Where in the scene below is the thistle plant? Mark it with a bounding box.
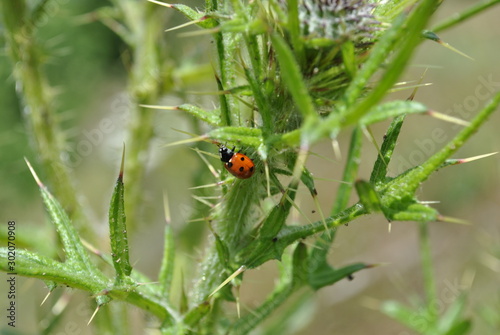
[1,0,499,334]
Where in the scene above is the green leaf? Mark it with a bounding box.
[291,243,308,286]
[0,249,105,291]
[286,0,304,64]
[443,320,472,335]
[158,223,175,299]
[109,149,132,282]
[444,320,472,335]
[382,92,500,207]
[437,294,469,334]
[341,40,356,79]
[370,114,406,183]
[360,100,427,126]
[25,160,96,272]
[308,261,369,290]
[208,126,262,148]
[239,180,299,268]
[334,132,363,198]
[382,300,430,333]
[299,168,317,196]
[270,33,316,119]
[178,104,222,126]
[342,14,407,108]
[184,301,211,327]
[355,180,383,214]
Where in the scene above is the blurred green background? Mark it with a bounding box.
[1,0,499,334]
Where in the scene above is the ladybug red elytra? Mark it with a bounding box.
[219,145,255,179]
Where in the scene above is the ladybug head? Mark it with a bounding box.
[219,145,235,163]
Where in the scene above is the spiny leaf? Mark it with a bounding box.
[158,192,175,299]
[109,147,132,282]
[370,114,406,183]
[308,262,371,290]
[270,33,316,119]
[24,159,96,271]
[141,104,222,127]
[208,126,262,148]
[360,100,427,126]
[0,249,105,291]
[383,92,500,204]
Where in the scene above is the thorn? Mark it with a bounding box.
[264,161,271,198]
[41,290,52,306]
[407,68,428,101]
[189,181,226,190]
[24,158,43,188]
[312,195,329,237]
[456,152,498,164]
[436,40,474,61]
[284,192,313,225]
[163,191,171,225]
[312,176,351,185]
[88,305,100,325]
[140,104,179,110]
[437,215,470,225]
[119,143,125,181]
[331,138,342,161]
[192,195,215,208]
[147,0,173,8]
[193,148,220,178]
[418,200,441,204]
[178,27,220,38]
[362,125,386,170]
[426,110,470,127]
[165,19,204,33]
[81,239,104,258]
[163,135,208,147]
[209,266,246,298]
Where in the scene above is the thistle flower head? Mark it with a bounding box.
[299,0,380,43]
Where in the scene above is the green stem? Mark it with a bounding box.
[431,0,500,33]
[402,91,500,194]
[1,0,91,236]
[418,221,438,324]
[116,2,165,230]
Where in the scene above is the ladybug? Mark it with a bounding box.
[219,145,255,179]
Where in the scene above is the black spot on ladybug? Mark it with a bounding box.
[240,157,245,161]
[239,166,244,172]
[227,162,233,168]
[249,166,254,172]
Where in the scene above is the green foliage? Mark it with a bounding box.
[1,0,499,334]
